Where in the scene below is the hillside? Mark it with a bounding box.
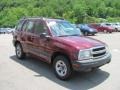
[0,0,120,27]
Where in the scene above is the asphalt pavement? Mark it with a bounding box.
[0,33,120,90]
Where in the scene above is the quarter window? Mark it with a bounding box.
[16,20,24,31]
[22,21,27,31]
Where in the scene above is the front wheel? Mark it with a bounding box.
[15,43,26,59]
[103,30,107,33]
[109,31,112,33]
[91,67,99,72]
[53,55,72,80]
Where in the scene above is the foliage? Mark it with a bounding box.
[0,0,120,27]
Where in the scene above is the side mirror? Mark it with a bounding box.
[40,33,47,38]
[40,33,50,40]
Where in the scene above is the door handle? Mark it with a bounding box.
[31,36,35,40]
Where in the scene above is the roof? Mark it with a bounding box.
[20,17,65,21]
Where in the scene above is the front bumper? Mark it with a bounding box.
[88,31,98,34]
[72,53,111,71]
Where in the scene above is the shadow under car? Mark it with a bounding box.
[10,55,110,90]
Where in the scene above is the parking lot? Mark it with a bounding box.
[0,33,120,90]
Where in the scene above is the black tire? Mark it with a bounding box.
[103,30,107,33]
[109,31,112,33]
[91,67,99,72]
[15,43,26,59]
[84,32,88,36]
[92,33,95,36]
[115,28,118,32]
[53,55,73,80]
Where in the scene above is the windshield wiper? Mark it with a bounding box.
[58,34,80,37]
[70,34,80,36]
[58,35,70,37]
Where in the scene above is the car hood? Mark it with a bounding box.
[56,36,105,50]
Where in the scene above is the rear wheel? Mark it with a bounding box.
[103,30,107,33]
[84,32,88,36]
[115,28,118,32]
[92,33,95,36]
[15,43,26,59]
[53,55,72,80]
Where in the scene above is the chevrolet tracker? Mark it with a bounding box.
[13,17,111,80]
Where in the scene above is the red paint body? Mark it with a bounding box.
[13,18,111,71]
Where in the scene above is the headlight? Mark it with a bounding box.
[78,49,91,60]
[89,29,93,31]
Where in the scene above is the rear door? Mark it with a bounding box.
[23,20,35,53]
[15,20,27,51]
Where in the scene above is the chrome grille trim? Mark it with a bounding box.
[91,46,106,58]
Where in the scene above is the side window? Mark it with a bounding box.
[16,20,24,31]
[26,21,34,33]
[22,21,28,31]
[34,21,47,34]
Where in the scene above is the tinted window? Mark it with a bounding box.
[34,21,46,34]
[26,21,34,32]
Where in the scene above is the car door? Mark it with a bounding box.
[15,20,27,52]
[31,20,51,62]
[23,20,35,54]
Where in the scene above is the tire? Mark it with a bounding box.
[103,30,107,33]
[109,31,112,33]
[115,28,118,32]
[92,33,95,36]
[53,55,72,80]
[91,67,99,72]
[84,32,88,36]
[15,43,26,59]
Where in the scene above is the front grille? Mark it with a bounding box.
[91,46,106,58]
[92,47,105,51]
[93,52,106,57]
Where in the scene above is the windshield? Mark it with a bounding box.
[47,20,82,37]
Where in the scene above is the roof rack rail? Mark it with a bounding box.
[20,17,65,20]
[21,16,44,19]
[52,18,65,20]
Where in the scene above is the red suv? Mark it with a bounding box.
[13,17,111,80]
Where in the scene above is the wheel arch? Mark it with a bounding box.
[14,40,21,47]
[51,51,72,66]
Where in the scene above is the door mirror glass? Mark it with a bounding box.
[40,33,50,39]
[40,33,46,38]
